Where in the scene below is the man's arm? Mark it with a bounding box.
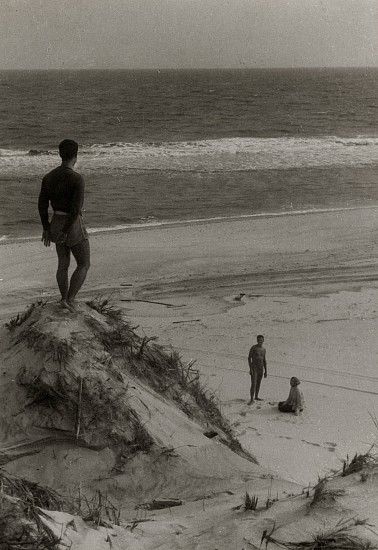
[248,348,253,369]
[38,179,51,246]
[61,176,85,234]
[38,179,50,231]
[263,350,267,377]
[294,390,304,415]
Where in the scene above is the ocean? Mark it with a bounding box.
[1,68,378,240]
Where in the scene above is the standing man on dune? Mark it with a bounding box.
[248,334,267,404]
[38,139,90,312]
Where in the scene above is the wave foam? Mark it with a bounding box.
[1,135,378,176]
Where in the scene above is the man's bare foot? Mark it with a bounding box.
[67,300,78,312]
[247,400,254,405]
[59,299,75,313]
[255,397,264,401]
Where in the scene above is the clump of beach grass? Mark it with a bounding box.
[86,295,124,324]
[78,490,121,528]
[0,470,123,547]
[19,324,75,365]
[0,469,72,514]
[310,476,345,507]
[260,517,377,549]
[0,469,73,549]
[342,450,376,477]
[244,491,258,511]
[5,301,46,331]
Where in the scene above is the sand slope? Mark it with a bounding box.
[0,302,291,509]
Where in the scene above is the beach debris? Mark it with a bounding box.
[120,298,186,308]
[204,429,219,439]
[234,293,245,301]
[75,377,83,440]
[137,498,183,511]
[316,318,350,323]
[195,490,234,502]
[172,319,201,324]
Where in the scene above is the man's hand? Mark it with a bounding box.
[56,231,68,244]
[41,230,51,247]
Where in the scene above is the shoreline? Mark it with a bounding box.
[2,203,378,246]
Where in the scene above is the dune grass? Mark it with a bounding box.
[310,477,345,507]
[19,324,75,365]
[5,301,46,331]
[342,452,375,477]
[244,491,258,511]
[0,469,124,547]
[0,469,73,549]
[261,517,376,549]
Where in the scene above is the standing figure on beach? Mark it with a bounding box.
[248,335,267,404]
[38,139,90,312]
[278,377,304,416]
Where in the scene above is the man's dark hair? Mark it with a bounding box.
[257,334,264,340]
[59,139,78,161]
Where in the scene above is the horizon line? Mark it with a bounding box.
[0,65,378,72]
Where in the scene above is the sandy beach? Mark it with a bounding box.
[2,207,378,489]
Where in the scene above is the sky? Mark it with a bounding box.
[1,0,377,69]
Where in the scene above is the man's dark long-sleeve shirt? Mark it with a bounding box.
[38,166,85,234]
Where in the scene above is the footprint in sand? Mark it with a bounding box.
[247,427,261,436]
[324,441,337,452]
[301,439,321,448]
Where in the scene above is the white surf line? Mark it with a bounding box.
[193,362,378,397]
[6,204,378,244]
[176,346,378,384]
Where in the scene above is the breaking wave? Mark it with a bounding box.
[0,135,378,177]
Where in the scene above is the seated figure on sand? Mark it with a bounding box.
[278,377,304,416]
[38,139,90,312]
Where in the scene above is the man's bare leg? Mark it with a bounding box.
[56,244,71,310]
[248,372,255,405]
[255,371,264,400]
[66,240,90,308]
